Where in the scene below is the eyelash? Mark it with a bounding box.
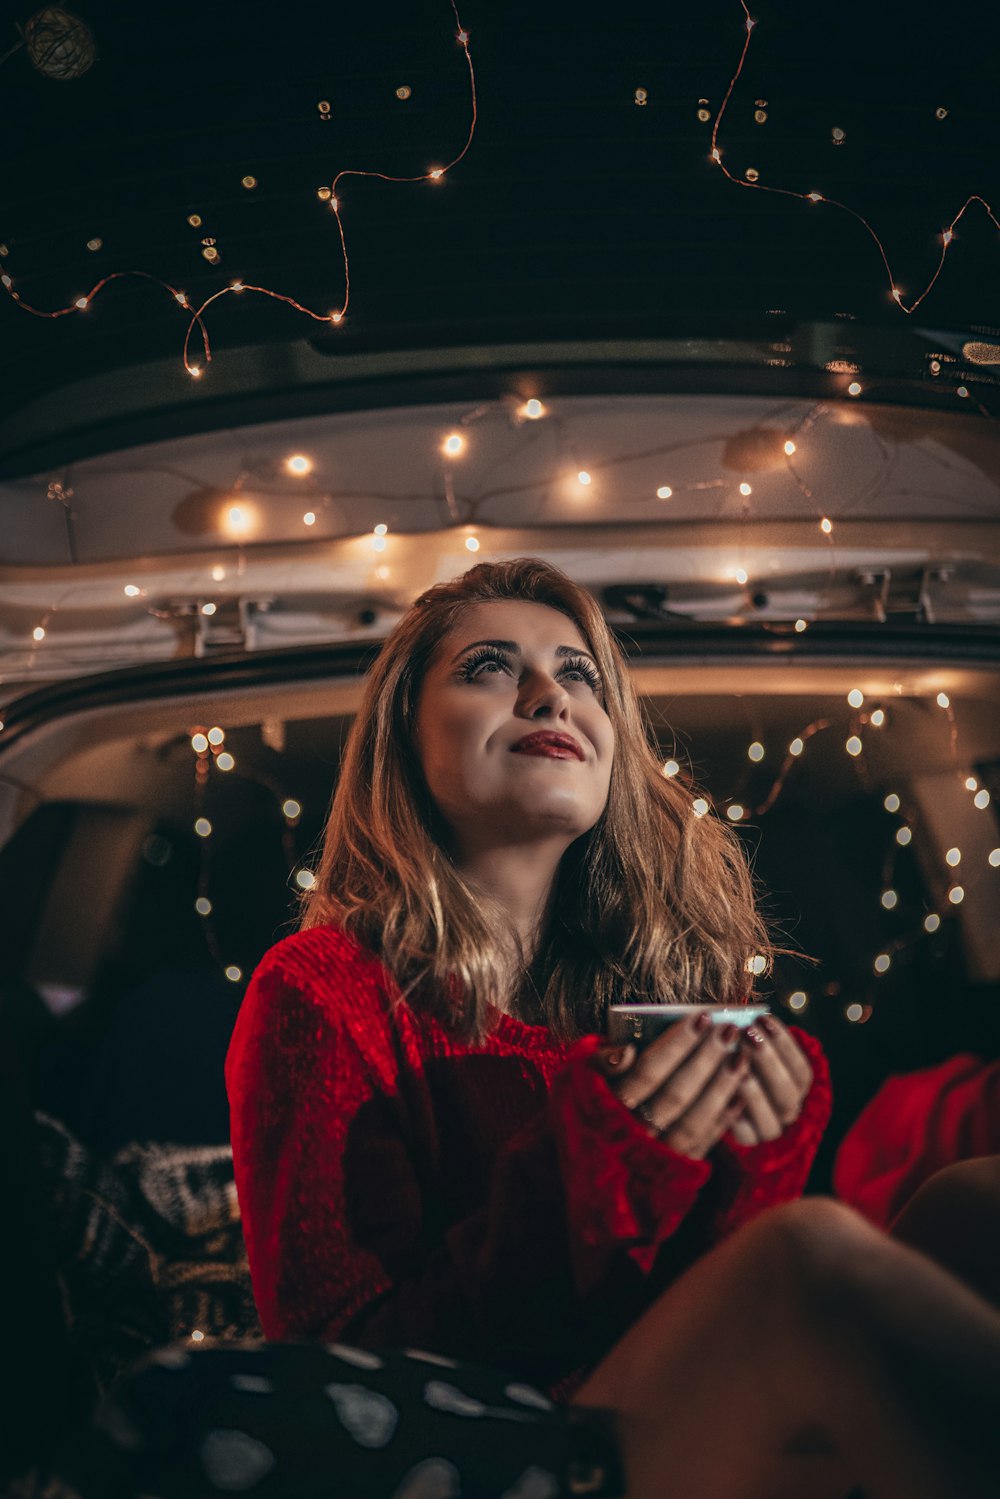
[458,645,603,692]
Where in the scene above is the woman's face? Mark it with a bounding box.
[414,599,615,859]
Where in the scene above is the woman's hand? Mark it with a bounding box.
[599,1013,752,1160]
[727,1014,814,1146]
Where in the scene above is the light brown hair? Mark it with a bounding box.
[300,557,774,1040]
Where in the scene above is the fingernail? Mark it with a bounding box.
[694,1012,712,1033]
[760,1015,777,1035]
[745,1026,764,1047]
[603,1049,624,1068]
[721,1023,738,1044]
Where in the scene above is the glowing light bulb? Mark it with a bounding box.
[207,727,224,746]
[175,291,188,306]
[124,584,141,597]
[692,798,709,818]
[577,470,592,485]
[465,536,480,552]
[656,485,673,500]
[212,565,226,582]
[873,954,891,974]
[881,890,898,910]
[846,1002,865,1021]
[195,817,212,838]
[303,512,316,526]
[746,954,767,975]
[191,1329,206,1342]
[224,505,250,536]
[32,626,45,641]
[189,365,202,379]
[74,296,88,310]
[847,688,864,707]
[957,386,969,399]
[884,793,900,813]
[442,433,465,457]
[974,789,991,809]
[734,569,748,586]
[846,736,863,757]
[295,868,316,890]
[989,849,1000,867]
[191,733,209,753]
[739,482,752,496]
[195,897,212,916]
[783,439,796,455]
[847,382,862,397]
[201,602,217,616]
[794,619,807,632]
[870,708,885,727]
[230,280,245,294]
[948,885,964,904]
[937,692,950,709]
[789,738,804,756]
[429,168,444,179]
[727,804,745,820]
[711,147,721,162]
[807,191,823,203]
[522,399,545,419]
[788,991,808,1011]
[748,742,765,762]
[225,966,242,983]
[282,799,302,821]
[285,454,312,476]
[662,759,680,778]
[820,517,833,534]
[374,523,388,535]
[891,288,903,304]
[943,229,953,244]
[965,776,979,791]
[896,826,912,846]
[924,913,941,932]
[217,752,235,772]
[945,847,961,866]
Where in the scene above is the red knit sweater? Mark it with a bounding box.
[226,926,832,1386]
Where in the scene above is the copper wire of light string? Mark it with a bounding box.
[183,7,476,376]
[0,2,475,376]
[714,3,1000,315]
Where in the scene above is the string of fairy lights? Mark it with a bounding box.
[5,386,998,677]
[1,2,997,374]
[176,671,1000,1024]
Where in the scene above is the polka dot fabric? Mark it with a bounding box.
[82,1341,625,1499]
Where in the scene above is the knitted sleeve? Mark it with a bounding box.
[225,936,711,1371]
[709,1027,833,1239]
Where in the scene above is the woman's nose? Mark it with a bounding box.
[517,673,570,717]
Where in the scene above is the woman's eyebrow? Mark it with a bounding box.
[450,638,599,667]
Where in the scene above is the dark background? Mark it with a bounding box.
[2,0,999,409]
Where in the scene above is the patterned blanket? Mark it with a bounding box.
[35,1113,261,1389]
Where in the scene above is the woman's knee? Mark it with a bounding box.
[904,1155,1000,1210]
[746,1197,888,1310]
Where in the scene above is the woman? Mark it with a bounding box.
[226,557,1000,1496]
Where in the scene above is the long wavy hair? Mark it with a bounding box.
[300,557,775,1041]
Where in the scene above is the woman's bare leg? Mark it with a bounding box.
[889,1155,1000,1307]
[573,1197,1000,1499]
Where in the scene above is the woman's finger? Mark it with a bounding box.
[740,1026,806,1126]
[611,1013,714,1110]
[735,1068,783,1141]
[659,1052,750,1159]
[759,1014,814,1092]
[618,1023,737,1126]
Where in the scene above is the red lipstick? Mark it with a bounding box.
[511,731,584,760]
